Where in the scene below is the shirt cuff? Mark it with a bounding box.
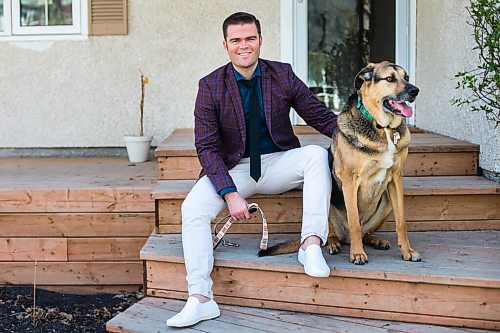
[218,187,237,200]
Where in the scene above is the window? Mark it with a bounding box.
[281,0,416,124]
[1,0,85,39]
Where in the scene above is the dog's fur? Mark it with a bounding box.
[259,61,421,265]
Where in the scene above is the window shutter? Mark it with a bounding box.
[88,0,128,35]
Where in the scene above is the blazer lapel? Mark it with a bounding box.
[260,60,272,129]
[225,66,247,146]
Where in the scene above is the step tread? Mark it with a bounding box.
[155,129,479,157]
[141,231,500,288]
[106,296,485,333]
[151,176,500,199]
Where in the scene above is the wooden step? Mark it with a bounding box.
[0,157,157,290]
[152,177,500,234]
[106,296,491,333]
[140,231,500,330]
[155,128,479,180]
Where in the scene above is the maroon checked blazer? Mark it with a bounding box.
[194,58,337,193]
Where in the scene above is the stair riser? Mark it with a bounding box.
[145,261,500,330]
[156,194,500,233]
[157,152,478,180]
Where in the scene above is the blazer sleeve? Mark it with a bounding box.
[287,65,337,138]
[194,78,236,193]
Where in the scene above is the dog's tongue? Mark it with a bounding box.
[389,100,413,117]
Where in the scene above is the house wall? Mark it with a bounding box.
[415,0,499,175]
[0,0,280,148]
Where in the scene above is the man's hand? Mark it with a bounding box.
[224,192,250,221]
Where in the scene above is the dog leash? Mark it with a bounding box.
[212,203,268,250]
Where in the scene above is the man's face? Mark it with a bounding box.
[223,23,262,75]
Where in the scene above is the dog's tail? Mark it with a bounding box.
[257,239,301,257]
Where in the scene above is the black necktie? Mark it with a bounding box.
[246,78,261,182]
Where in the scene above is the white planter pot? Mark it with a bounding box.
[123,135,152,162]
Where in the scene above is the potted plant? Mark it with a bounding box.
[124,71,153,162]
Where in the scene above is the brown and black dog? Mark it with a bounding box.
[259,61,422,265]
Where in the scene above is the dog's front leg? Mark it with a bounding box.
[341,175,368,264]
[387,173,421,262]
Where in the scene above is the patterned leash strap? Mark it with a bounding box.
[212,203,268,250]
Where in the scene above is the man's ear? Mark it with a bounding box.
[223,40,228,51]
[354,64,374,90]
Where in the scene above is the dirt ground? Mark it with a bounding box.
[0,286,141,333]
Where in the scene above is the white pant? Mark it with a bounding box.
[181,145,332,298]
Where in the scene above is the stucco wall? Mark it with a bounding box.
[415,0,499,174]
[0,0,280,148]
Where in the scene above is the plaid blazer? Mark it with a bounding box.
[194,58,337,193]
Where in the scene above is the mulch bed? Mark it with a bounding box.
[0,286,141,333]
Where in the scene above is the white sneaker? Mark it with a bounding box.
[298,244,330,277]
[166,296,220,327]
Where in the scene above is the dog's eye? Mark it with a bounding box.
[385,77,394,82]
[404,75,409,81]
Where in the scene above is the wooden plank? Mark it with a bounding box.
[158,197,303,225]
[0,261,143,285]
[152,177,499,200]
[155,130,479,180]
[157,156,199,180]
[157,219,500,234]
[0,187,154,213]
[141,233,500,287]
[146,262,500,324]
[158,222,302,234]
[379,219,500,232]
[0,238,67,261]
[148,289,499,330]
[404,152,477,176]
[68,237,148,261]
[157,152,479,180]
[0,157,157,187]
[155,130,478,158]
[109,297,432,333]
[0,213,154,237]
[157,194,499,229]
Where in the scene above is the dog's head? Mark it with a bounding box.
[354,61,419,128]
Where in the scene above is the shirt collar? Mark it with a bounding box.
[233,63,261,82]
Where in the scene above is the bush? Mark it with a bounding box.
[452,0,499,127]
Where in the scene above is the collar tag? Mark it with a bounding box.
[393,131,400,145]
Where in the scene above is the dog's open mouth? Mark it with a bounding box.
[383,99,414,118]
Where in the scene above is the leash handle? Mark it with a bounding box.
[212,203,268,250]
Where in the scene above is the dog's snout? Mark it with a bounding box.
[406,85,419,97]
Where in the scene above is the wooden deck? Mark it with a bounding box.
[107,297,494,333]
[155,128,480,179]
[0,157,157,291]
[152,178,500,234]
[141,232,500,330]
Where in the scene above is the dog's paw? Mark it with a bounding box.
[350,251,368,265]
[327,241,341,255]
[402,248,421,262]
[373,239,391,250]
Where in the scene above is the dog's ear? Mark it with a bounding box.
[354,64,374,90]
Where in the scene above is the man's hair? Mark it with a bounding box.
[222,12,261,40]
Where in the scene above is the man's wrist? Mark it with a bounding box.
[218,187,237,200]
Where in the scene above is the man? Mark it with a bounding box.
[167,12,337,327]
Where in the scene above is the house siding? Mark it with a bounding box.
[415,0,499,175]
[0,0,280,148]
